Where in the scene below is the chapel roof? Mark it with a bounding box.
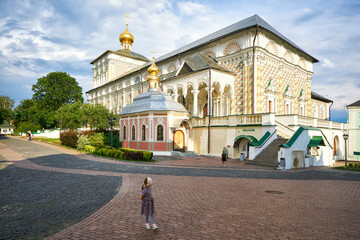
[119,90,188,115]
[311,91,333,103]
[346,100,360,107]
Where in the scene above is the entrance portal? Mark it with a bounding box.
[173,130,185,151]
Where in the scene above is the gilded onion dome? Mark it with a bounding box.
[119,26,134,45]
[147,56,160,90]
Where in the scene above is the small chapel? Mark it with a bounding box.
[119,53,190,153]
[87,14,347,168]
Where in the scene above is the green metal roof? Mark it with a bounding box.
[280,126,321,148]
[233,135,258,147]
[307,136,326,147]
[250,131,270,146]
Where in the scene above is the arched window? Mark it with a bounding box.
[142,125,146,141]
[123,126,126,140]
[157,125,164,141]
[131,125,136,141]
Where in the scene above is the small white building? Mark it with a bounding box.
[0,120,14,135]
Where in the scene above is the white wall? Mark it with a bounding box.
[280,129,334,170]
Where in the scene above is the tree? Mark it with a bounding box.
[56,101,84,131]
[32,72,83,111]
[82,103,114,130]
[0,95,15,124]
[0,96,14,109]
[30,72,83,128]
[13,99,37,128]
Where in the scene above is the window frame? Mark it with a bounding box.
[131,125,136,141]
[142,125,146,141]
[156,124,164,141]
[123,125,126,140]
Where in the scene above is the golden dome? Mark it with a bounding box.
[148,58,159,75]
[119,26,134,45]
[147,57,160,90]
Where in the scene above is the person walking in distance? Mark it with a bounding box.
[222,148,227,166]
[141,177,158,230]
[27,131,32,141]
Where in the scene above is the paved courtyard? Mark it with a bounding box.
[0,136,359,239]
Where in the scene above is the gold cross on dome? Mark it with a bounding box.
[124,13,131,25]
[151,49,156,59]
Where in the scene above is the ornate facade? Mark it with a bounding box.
[87,15,345,168]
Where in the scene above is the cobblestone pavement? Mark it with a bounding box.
[1,136,360,239]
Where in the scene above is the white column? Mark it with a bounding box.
[226,98,230,116]
[220,98,224,116]
[214,99,217,117]
[205,87,214,116]
[130,88,134,103]
[173,93,179,102]
[192,90,199,117]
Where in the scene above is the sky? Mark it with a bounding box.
[0,0,359,123]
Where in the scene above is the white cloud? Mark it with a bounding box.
[321,58,335,68]
[312,81,360,111]
[0,0,359,122]
[177,1,209,16]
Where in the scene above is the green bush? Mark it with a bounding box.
[89,133,104,147]
[105,149,110,157]
[119,151,125,160]
[84,145,97,153]
[87,146,152,161]
[60,131,79,148]
[349,163,353,168]
[104,132,121,148]
[143,151,153,161]
[77,135,90,150]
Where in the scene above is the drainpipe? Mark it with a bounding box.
[252,25,259,114]
[138,70,143,93]
[208,68,211,154]
[329,102,333,121]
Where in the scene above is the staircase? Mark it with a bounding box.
[247,136,289,167]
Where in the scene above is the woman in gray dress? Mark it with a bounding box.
[141,177,158,230]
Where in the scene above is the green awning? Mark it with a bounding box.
[233,135,258,147]
[307,136,326,147]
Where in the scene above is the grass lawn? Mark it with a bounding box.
[33,137,61,145]
[333,165,360,171]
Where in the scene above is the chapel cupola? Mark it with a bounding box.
[119,13,134,51]
[147,50,160,91]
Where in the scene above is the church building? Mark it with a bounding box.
[86,14,346,169]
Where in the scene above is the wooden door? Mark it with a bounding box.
[173,130,184,151]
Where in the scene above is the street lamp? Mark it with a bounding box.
[343,133,349,166]
[108,117,116,149]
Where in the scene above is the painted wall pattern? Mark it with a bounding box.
[224,60,244,114]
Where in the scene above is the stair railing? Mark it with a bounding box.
[249,131,278,160]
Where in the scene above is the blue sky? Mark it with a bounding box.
[0,0,359,122]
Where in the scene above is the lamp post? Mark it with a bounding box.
[108,117,116,149]
[343,133,349,166]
